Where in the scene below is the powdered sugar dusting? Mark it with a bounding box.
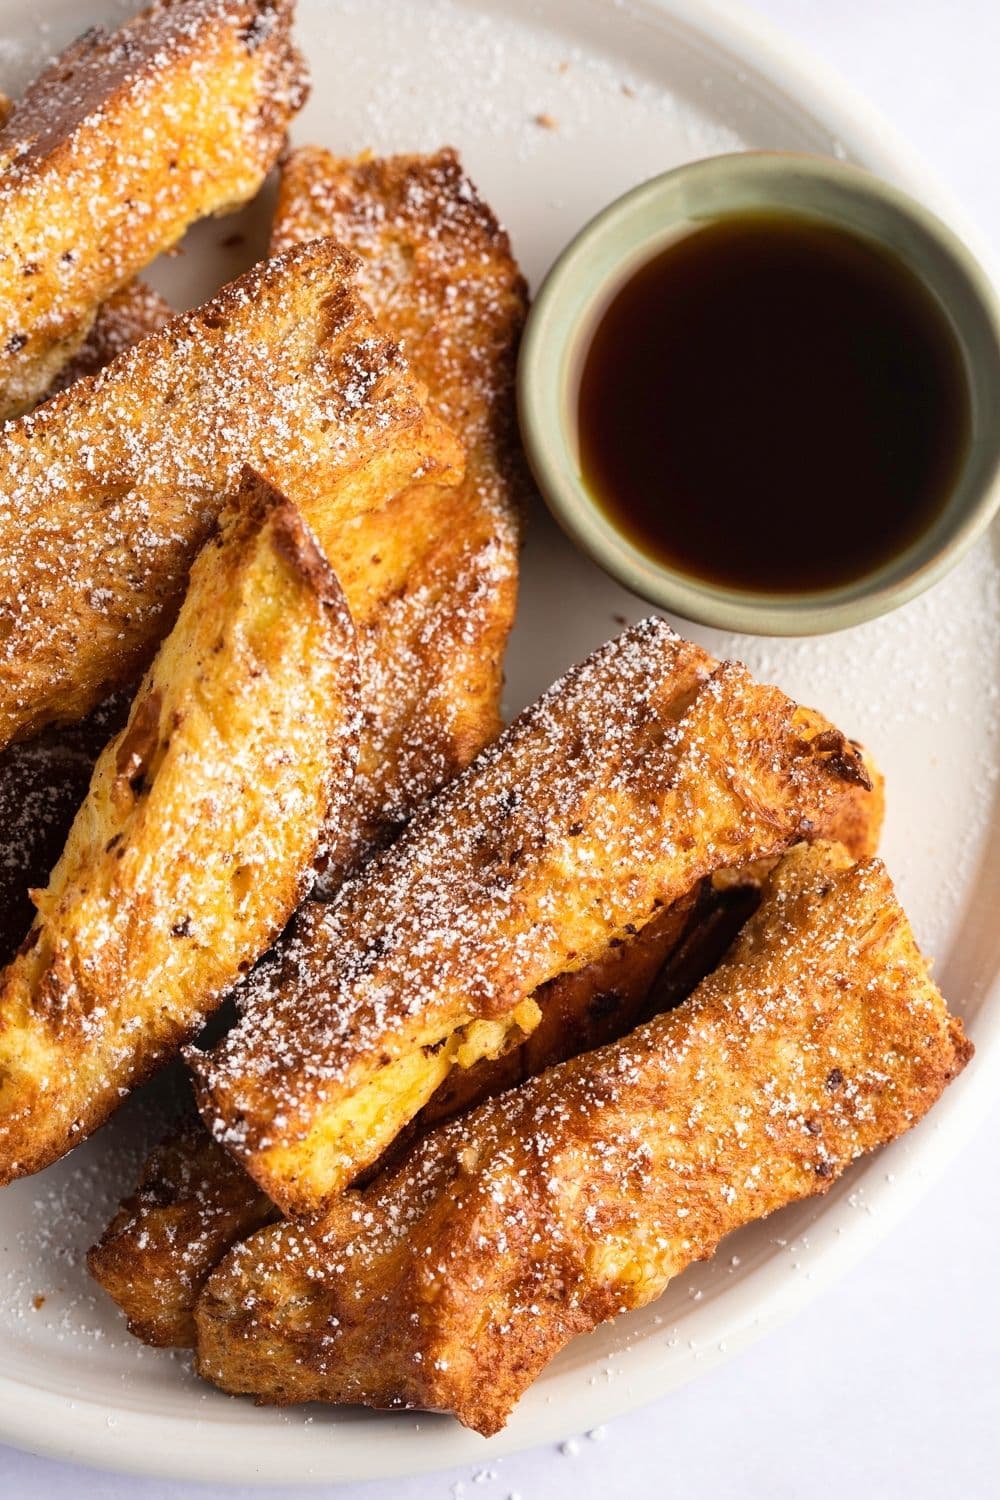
[299,0,744,169]
[195,846,967,1430]
[270,147,526,891]
[0,0,996,1469]
[0,236,432,744]
[0,0,306,415]
[194,623,876,1205]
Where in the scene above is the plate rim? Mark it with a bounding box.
[0,0,996,1483]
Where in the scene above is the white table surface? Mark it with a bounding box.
[3,1,998,1495]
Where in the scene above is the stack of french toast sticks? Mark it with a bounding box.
[0,0,972,1437]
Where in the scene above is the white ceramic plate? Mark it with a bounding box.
[1,0,997,1484]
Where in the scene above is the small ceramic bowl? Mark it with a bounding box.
[517,152,1000,635]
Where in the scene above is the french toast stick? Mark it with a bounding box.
[194,843,971,1432]
[272,147,527,883]
[0,237,461,749]
[189,619,877,1218]
[0,0,306,417]
[0,470,359,1183]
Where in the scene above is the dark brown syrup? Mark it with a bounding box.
[577,212,971,594]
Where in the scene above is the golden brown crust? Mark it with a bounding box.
[272,147,528,884]
[791,709,884,858]
[0,0,307,416]
[316,486,516,887]
[88,1114,277,1347]
[0,236,461,749]
[0,469,359,1183]
[272,146,528,477]
[189,620,877,1217]
[194,843,971,1433]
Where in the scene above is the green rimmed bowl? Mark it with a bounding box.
[517,152,1000,635]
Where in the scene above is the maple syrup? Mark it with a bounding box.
[577,213,971,594]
